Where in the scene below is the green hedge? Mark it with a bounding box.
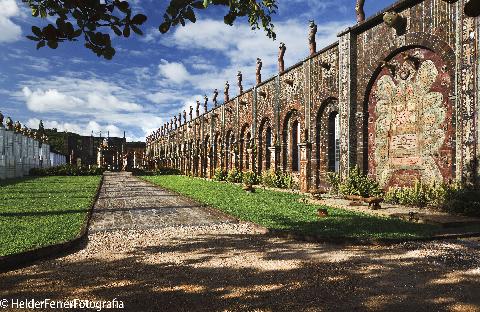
[30,164,105,176]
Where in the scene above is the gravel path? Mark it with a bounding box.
[1,173,479,312]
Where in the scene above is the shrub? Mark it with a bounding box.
[339,166,382,198]
[326,172,340,194]
[213,168,227,181]
[132,168,181,176]
[227,168,243,183]
[242,170,259,186]
[30,164,106,176]
[260,169,296,189]
[384,181,459,208]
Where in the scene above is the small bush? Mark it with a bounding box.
[138,168,181,176]
[213,168,227,181]
[242,170,259,186]
[339,166,382,198]
[227,168,243,183]
[260,169,296,189]
[326,172,340,194]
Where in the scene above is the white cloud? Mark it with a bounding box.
[21,78,143,114]
[0,0,22,43]
[157,60,190,84]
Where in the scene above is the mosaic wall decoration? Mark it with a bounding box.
[368,48,454,187]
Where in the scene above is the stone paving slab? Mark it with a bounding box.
[89,172,234,232]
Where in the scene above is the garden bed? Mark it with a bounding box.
[142,175,445,241]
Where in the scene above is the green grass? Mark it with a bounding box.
[0,176,101,256]
[143,175,441,240]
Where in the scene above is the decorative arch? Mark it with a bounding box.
[365,46,455,187]
[240,123,251,171]
[315,97,339,187]
[258,117,273,173]
[282,109,301,172]
[225,129,235,171]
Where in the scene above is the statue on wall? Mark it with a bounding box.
[160,125,164,136]
[38,120,45,132]
[213,89,218,107]
[204,94,208,113]
[173,115,177,129]
[196,100,200,117]
[256,58,262,85]
[189,106,193,121]
[6,117,13,130]
[178,113,182,126]
[183,110,187,124]
[224,81,230,103]
[278,42,286,73]
[237,71,243,94]
[309,20,317,55]
[14,121,21,132]
[356,0,365,22]
[0,111,4,128]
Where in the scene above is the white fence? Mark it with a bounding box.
[0,127,66,180]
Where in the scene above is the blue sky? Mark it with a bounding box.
[0,0,395,142]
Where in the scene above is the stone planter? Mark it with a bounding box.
[383,11,401,28]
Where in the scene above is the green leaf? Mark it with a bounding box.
[36,40,46,49]
[123,25,130,37]
[32,26,42,37]
[131,13,147,25]
[47,40,58,49]
[111,25,122,36]
[183,7,196,23]
[159,21,170,33]
[131,25,143,35]
[26,35,40,41]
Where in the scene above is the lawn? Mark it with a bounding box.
[143,175,441,240]
[0,176,101,256]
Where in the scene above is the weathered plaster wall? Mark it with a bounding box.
[147,0,479,191]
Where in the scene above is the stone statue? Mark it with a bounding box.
[14,121,21,132]
[237,71,243,94]
[189,106,193,121]
[309,20,317,55]
[213,89,218,107]
[183,110,187,124]
[6,117,13,130]
[196,100,200,117]
[224,81,230,103]
[170,119,174,130]
[161,125,164,136]
[0,111,4,128]
[178,113,182,126]
[204,95,208,113]
[174,115,177,128]
[278,42,286,73]
[39,120,45,132]
[256,58,263,85]
[356,0,366,22]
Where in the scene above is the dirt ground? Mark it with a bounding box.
[1,223,479,312]
[2,173,479,312]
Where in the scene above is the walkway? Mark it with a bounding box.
[90,172,232,232]
[0,173,479,312]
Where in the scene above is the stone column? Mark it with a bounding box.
[13,132,22,177]
[298,143,312,192]
[268,146,280,171]
[338,32,356,179]
[4,129,14,179]
[0,127,5,180]
[33,139,39,169]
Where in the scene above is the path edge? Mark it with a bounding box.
[139,176,480,246]
[0,175,105,273]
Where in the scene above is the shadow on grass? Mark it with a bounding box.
[1,232,479,312]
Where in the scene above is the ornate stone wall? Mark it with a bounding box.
[147,0,479,191]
